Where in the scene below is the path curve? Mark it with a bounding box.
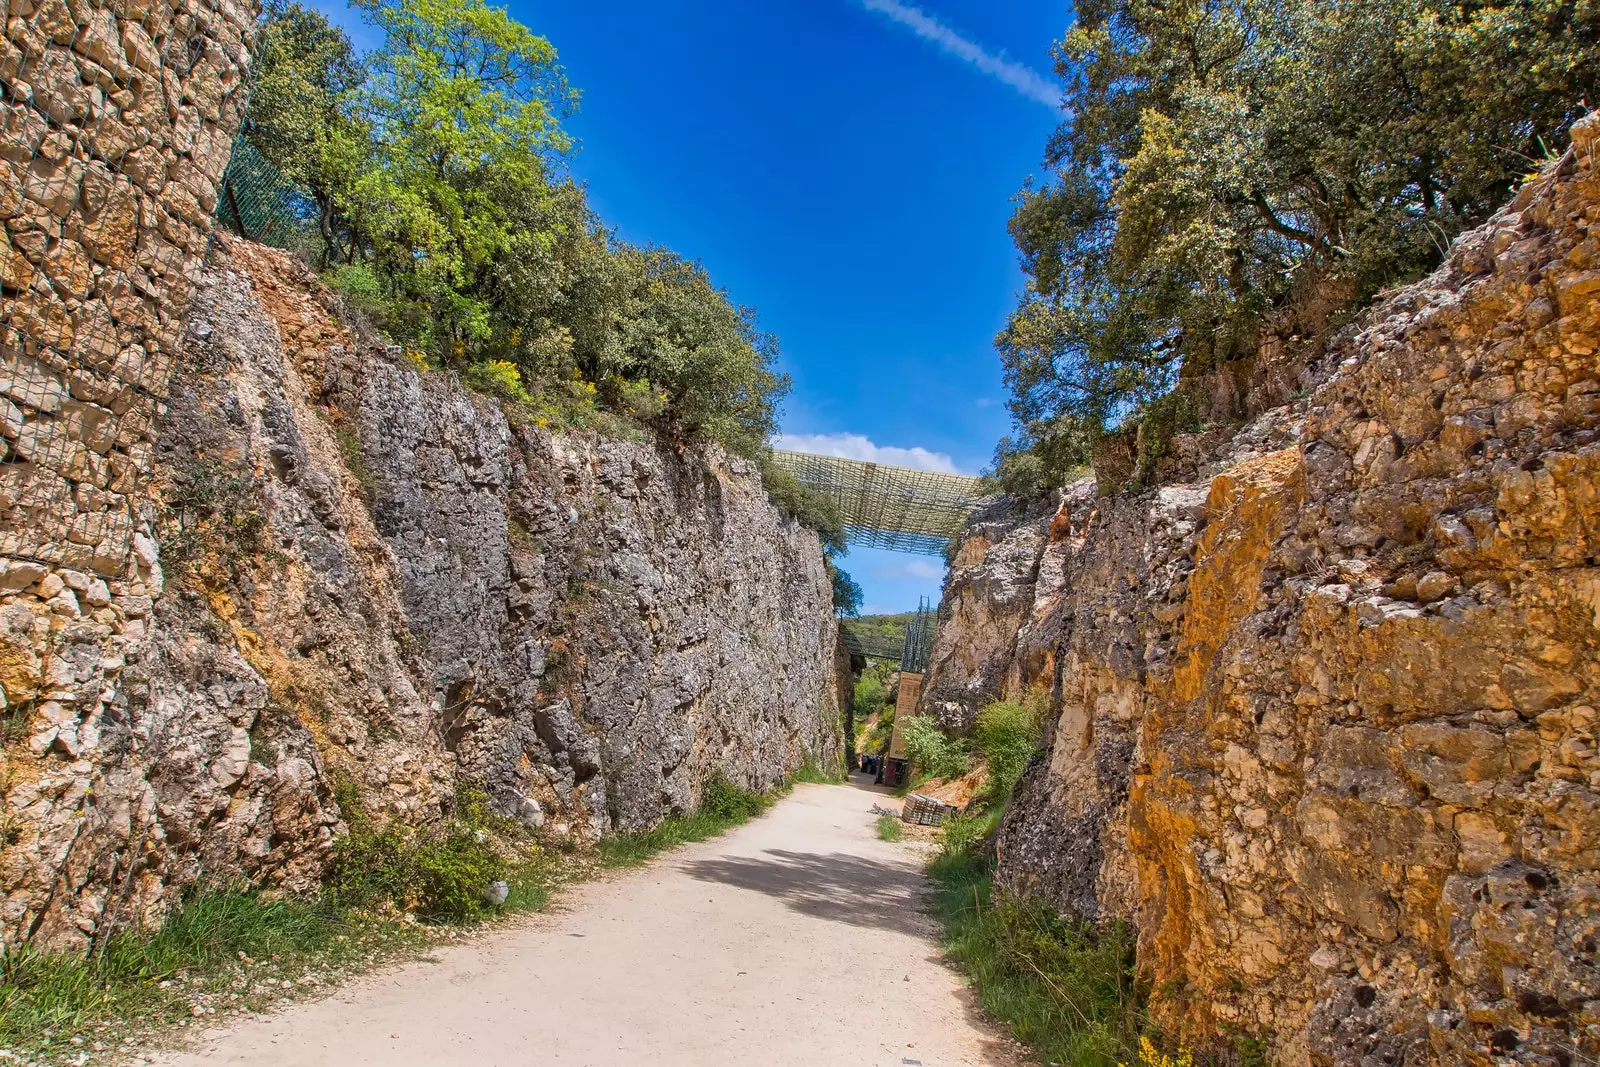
[150,781,1019,1067]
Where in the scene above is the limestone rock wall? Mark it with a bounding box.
[925,120,1600,1064]
[1,0,254,574]
[0,235,844,950]
[916,496,1050,731]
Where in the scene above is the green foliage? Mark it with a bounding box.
[758,458,846,551]
[940,804,1004,856]
[243,0,367,259]
[852,673,889,719]
[0,891,433,1062]
[999,0,1600,486]
[927,847,1144,1067]
[327,261,390,319]
[982,419,1096,499]
[334,426,377,500]
[463,359,534,404]
[789,759,847,785]
[242,0,788,461]
[1130,387,1203,487]
[0,795,564,1060]
[698,773,771,821]
[902,716,973,781]
[972,694,1046,804]
[876,813,904,842]
[830,560,864,618]
[329,783,509,923]
[598,772,776,868]
[842,612,916,661]
[866,704,896,755]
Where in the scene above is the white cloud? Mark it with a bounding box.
[774,432,967,474]
[856,0,1060,108]
[901,559,945,580]
[974,397,997,408]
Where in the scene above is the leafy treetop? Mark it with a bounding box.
[997,0,1598,494]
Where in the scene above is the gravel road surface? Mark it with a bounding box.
[148,780,1019,1067]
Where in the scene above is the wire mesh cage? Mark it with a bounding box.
[214,137,319,249]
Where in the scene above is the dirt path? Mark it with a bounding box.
[149,780,1019,1067]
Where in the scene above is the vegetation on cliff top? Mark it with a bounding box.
[245,0,784,462]
[244,0,853,589]
[994,0,1599,492]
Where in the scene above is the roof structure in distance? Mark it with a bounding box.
[770,450,988,556]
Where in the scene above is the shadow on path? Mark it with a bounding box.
[846,770,899,796]
[681,848,926,932]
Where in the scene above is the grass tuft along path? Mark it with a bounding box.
[147,781,1020,1067]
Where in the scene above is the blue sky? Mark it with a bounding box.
[313,0,1066,614]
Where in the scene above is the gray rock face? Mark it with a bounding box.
[0,236,842,950]
[916,496,1052,731]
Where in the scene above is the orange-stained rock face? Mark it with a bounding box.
[928,116,1600,1066]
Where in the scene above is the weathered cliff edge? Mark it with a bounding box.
[922,119,1600,1064]
[0,235,844,950]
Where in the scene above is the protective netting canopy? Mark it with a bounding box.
[900,597,936,674]
[771,451,987,555]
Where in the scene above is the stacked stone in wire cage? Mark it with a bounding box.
[0,0,255,577]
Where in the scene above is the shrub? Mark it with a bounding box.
[463,359,533,404]
[972,694,1046,804]
[244,0,789,460]
[327,262,390,321]
[608,375,668,419]
[866,704,896,755]
[329,783,508,923]
[998,0,1600,490]
[830,560,863,618]
[876,813,903,842]
[927,847,1143,1067]
[902,716,972,781]
[699,773,769,821]
[758,458,846,551]
[852,675,888,719]
[158,460,273,580]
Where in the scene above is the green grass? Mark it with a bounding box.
[0,891,436,1063]
[788,758,847,785]
[0,787,566,1065]
[0,766,829,1061]
[334,426,377,500]
[876,813,904,841]
[598,773,778,868]
[927,845,1145,1067]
